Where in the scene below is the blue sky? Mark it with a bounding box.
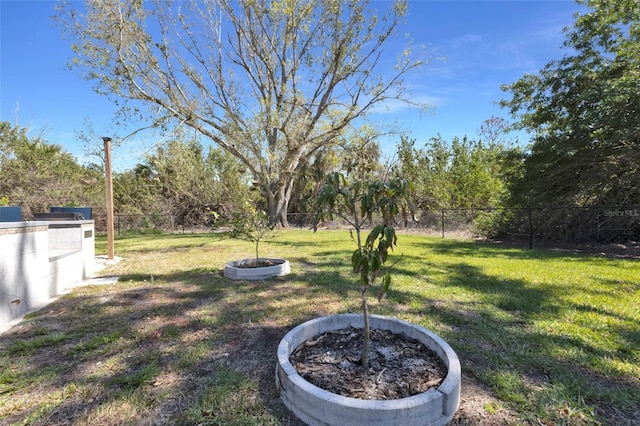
[1,0,585,170]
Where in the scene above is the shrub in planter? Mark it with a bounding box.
[224,204,289,280]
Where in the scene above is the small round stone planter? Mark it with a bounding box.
[276,314,461,426]
[224,258,290,280]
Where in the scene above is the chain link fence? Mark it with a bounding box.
[93,206,640,247]
[412,206,640,246]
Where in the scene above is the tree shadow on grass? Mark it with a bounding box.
[0,268,318,425]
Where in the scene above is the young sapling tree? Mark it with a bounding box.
[315,172,412,368]
[229,203,279,267]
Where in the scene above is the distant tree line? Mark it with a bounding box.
[0,122,103,219]
[0,117,524,234]
[0,118,518,231]
[1,106,637,242]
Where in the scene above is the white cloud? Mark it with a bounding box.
[368,94,443,115]
[450,33,483,48]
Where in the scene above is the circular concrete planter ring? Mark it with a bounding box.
[276,314,461,426]
[224,258,290,280]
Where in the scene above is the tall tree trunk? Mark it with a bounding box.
[264,173,294,227]
[275,189,290,227]
[265,187,291,227]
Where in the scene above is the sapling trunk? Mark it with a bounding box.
[231,208,278,266]
[354,225,371,368]
[361,286,370,368]
[255,240,259,264]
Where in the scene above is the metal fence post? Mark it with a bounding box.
[528,208,533,249]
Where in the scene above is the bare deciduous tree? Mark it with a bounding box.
[56,0,426,225]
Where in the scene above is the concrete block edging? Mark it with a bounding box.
[224,258,290,280]
[276,313,461,426]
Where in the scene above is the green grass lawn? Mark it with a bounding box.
[1,229,638,425]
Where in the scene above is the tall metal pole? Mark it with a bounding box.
[103,137,115,260]
[528,207,533,250]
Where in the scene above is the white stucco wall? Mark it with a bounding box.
[0,222,49,326]
[0,221,95,330]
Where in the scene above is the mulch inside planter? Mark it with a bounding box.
[235,258,284,268]
[290,326,448,400]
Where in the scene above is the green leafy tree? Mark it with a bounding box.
[396,133,510,211]
[315,172,411,368]
[287,145,339,222]
[500,0,640,209]
[112,165,158,223]
[146,138,216,229]
[0,122,102,218]
[140,136,252,229]
[394,135,450,209]
[55,0,427,226]
[340,125,385,184]
[476,116,526,202]
[111,134,253,231]
[449,136,508,209]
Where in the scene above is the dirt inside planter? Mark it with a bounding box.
[235,258,284,268]
[290,326,448,400]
